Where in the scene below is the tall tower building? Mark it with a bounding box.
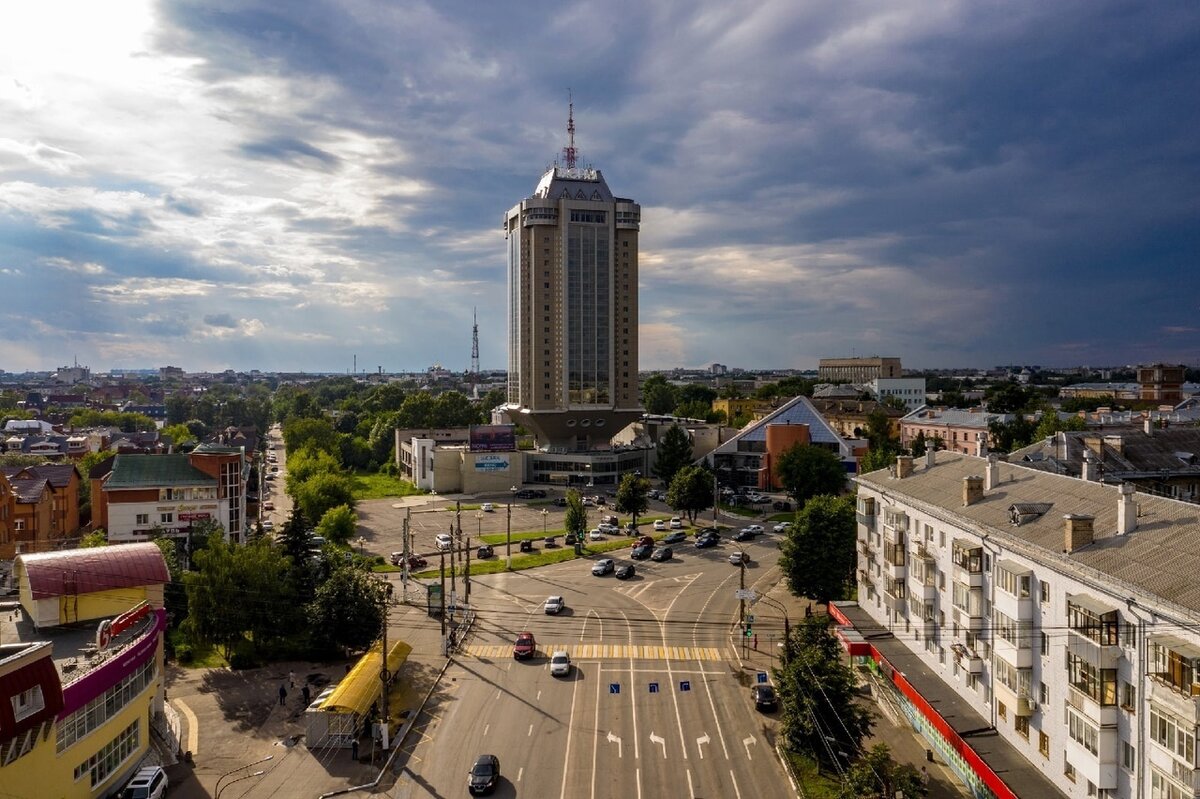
[503,104,642,451]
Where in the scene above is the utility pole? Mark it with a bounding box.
[505,496,513,570]
[379,582,390,749]
[439,551,447,638]
[713,468,719,530]
[740,556,747,658]
[448,522,457,601]
[458,501,470,605]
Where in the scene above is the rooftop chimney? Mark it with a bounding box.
[1117,483,1137,535]
[1144,417,1153,435]
[963,475,984,506]
[1063,514,1095,553]
[1081,457,1095,482]
[896,455,914,479]
[925,446,936,469]
[984,454,1000,491]
[1103,435,1124,455]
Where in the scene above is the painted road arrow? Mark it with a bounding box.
[696,733,710,759]
[606,731,622,758]
[743,735,757,760]
[650,732,667,758]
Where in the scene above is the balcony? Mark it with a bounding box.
[953,605,984,632]
[1067,684,1120,728]
[952,643,983,673]
[995,636,1036,669]
[952,563,984,589]
[883,580,907,614]
[1016,693,1038,717]
[1148,672,1200,725]
[884,544,906,579]
[857,569,874,589]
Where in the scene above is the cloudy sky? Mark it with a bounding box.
[1,1,1197,374]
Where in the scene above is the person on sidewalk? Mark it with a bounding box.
[278,684,287,705]
[288,669,296,689]
[351,738,359,762]
[301,684,311,706]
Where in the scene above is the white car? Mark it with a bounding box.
[549,650,571,677]
[435,533,453,551]
[592,558,614,575]
[744,524,765,534]
[653,519,667,531]
[729,551,749,565]
[597,523,618,535]
[544,595,565,614]
[481,502,495,512]
[588,528,604,541]
[669,517,684,529]
[773,521,793,533]
[261,520,274,532]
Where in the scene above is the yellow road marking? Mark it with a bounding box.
[462,644,722,661]
[173,698,199,755]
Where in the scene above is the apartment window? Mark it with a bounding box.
[1150,707,1196,763]
[1067,706,1099,755]
[73,719,139,787]
[996,563,1031,598]
[160,513,173,524]
[939,530,946,548]
[14,520,23,531]
[1064,756,1076,782]
[1039,731,1050,758]
[11,687,44,722]
[1121,682,1137,711]
[135,514,149,526]
[1041,580,1051,604]
[1122,741,1136,773]
[544,282,550,288]
[1067,652,1118,705]
[1040,682,1049,705]
[1015,715,1029,739]
[1041,632,1049,655]
[998,701,1007,721]
[1151,768,1188,799]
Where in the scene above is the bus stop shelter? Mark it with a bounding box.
[305,640,412,748]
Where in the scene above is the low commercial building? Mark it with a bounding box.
[848,450,1200,799]
[818,356,902,383]
[866,377,928,411]
[899,407,1010,454]
[0,544,169,799]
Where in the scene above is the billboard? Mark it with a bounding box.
[469,424,516,452]
[474,453,511,472]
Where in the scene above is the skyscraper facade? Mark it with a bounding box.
[503,114,642,451]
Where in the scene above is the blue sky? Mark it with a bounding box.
[1,1,1197,373]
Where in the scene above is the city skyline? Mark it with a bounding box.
[1,1,1197,374]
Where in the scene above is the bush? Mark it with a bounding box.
[175,643,194,664]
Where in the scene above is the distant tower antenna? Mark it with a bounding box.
[563,90,577,171]
[470,307,480,380]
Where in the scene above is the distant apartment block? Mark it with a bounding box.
[818,356,902,383]
[1138,364,1186,405]
[867,377,928,411]
[900,407,1007,454]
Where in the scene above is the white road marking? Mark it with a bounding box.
[696,733,710,759]
[173,698,199,755]
[686,769,695,797]
[636,767,642,799]
[743,735,756,760]
[620,609,641,763]
[607,731,623,758]
[692,571,737,760]
[483,724,489,736]
[536,690,541,702]
[528,723,533,736]
[558,656,582,799]
[650,732,667,758]
[729,769,743,799]
[518,766,524,782]
[494,688,501,701]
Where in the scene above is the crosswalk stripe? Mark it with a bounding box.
[460,644,724,661]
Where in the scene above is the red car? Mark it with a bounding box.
[633,536,654,549]
[513,632,536,660]
[391,552,428,569]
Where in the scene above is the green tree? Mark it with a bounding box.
[665,465,713,523]
[564,489,588,541]
[778,495,856,605]
[675,400,719,422]
[152,537,188,628]
[614,472,650,530]
[910,430,928,457]
[984,381,1034,414]
[1034,410,1087,441]
[337,433,373,470]
[677,383,717,407]
[774,445,847,506]
[80,529,107,548]
[939,390,969,408]
[182,533,246,660]
[287,447,343,486]
[641,374,678,415]
[282,417,338,456]
[316,504,358,546]
[162,423,196,448]
[838,744,924,799]
[307,565,387,656]
[987,416,1038,453]
[777,615,872,767]
[293,472,356,524]
[653,424,694,486]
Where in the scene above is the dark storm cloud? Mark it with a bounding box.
[239,136,341,170]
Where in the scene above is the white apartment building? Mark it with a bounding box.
[867,376,928,411]
[853,451,1200,799]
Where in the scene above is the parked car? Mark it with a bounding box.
[588,529,604,541]
[729,551,749,565]
[592,558,615,576]
[514,489,538,499]
[662,531,687,545]
[513,632,536,660]
[743,524,765,534]
[467,754,501,795]
[554,497,568,507]
[615,563,635,580]
[519,538,534,552]
[773,521,793,533]
[481,502,495,512]
[262,501,275,511]
[544,595,565,614]
[582,497,594,507]
[121,766,168,799]
[631,544,653,560]
[594,495,607,505]
[435,533,453,551]
[391,552,428,569]
[544,535,558,546]
[477,544,495,558]
[733,528,754,541]
[669,517,684,529]
[549,650,571,677]
[602,514,619,526]
[653,519,667,531]
[261,520,274,533]
[695,533,719,549]
[773,500,792,511]
[650,546,673,562]
[634,535,654,549]
[597,523,618,535]
[565,532,578,545]
[752,684,778,712]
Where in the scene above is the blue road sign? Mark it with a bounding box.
[679,680,691,692]
[757,671,769,684]
[649,682,660,694]
[610,683,620,694]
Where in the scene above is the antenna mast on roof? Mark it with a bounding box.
[563,90,577,171]
[470,307,480,382]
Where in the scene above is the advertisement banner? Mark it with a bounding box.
[469,424,516,452]
[474,454,511,472]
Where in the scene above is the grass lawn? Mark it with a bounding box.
[169,628,229,669]
[350,470,425,500]
[785,750,845,798]
[719,503,761,517]
[409,531,681,579]
[767,512,795,523]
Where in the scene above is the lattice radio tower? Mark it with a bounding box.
[470,307,480,382]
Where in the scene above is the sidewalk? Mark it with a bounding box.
[162,583,449,798]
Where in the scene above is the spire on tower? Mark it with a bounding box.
[562,90,577,171]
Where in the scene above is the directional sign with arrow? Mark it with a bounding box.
[743,735,757,760]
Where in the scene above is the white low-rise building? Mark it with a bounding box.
[851,450,1200,799]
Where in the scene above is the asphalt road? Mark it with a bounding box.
[386,529,793,799]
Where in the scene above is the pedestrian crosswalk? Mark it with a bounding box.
[461,643,723,661]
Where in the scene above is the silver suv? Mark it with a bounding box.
[121,767,168,799]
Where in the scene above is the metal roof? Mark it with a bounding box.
[17,543,169,600]
[322,641,412,716]
[105,453,214,489]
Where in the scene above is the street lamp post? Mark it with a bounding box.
[506,486,517,569]
[756,593,792,664]
[215,755,273,799]
[215,770,265,799]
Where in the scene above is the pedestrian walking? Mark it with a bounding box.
[301,684,311,706]
[278,684,287,705]
[351,738,359,762]
[288,669,296,689]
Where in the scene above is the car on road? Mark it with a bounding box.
[615,563,635,579]
[549,650,571,677]
[520,539,534,552]
[588,528,604,541]
[121,766,168,799]
[592,558,614,576]
[630,544,652,560]
[662,531,687,544]
[544,595,565,614]
[391,552,428,569]
[743,524,765,534]
[752,684,778,712]
[669,517,684,529]
[729,551,749,565]
[653,519,667,531]
[773,500,792,511]
[261,520,274,533]
[650,546,673,562]
[597,523,618,535]
[582,497,594,506]
[554,497,568,506]
[435,533,453,551]
[733,528,755,541]
[633,535,654,548]
[773,521,793,533]
[695,533,719,548]
[263,501,275,511]
[477,544,494,558]
[515,488,545,499]
[513,632,536,660]
[467,754,501,795]
[481,502,494,512]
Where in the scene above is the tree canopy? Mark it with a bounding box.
[641,374,677,415]
[614,472,650,528]
[292,471,356,524]
[564,489,587,540]
[307,565,387,656]
[778,494,856,605]
[316,504,358,546]
[665,465,713,523]
[653,424,694,486]
[774,444,847,506]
